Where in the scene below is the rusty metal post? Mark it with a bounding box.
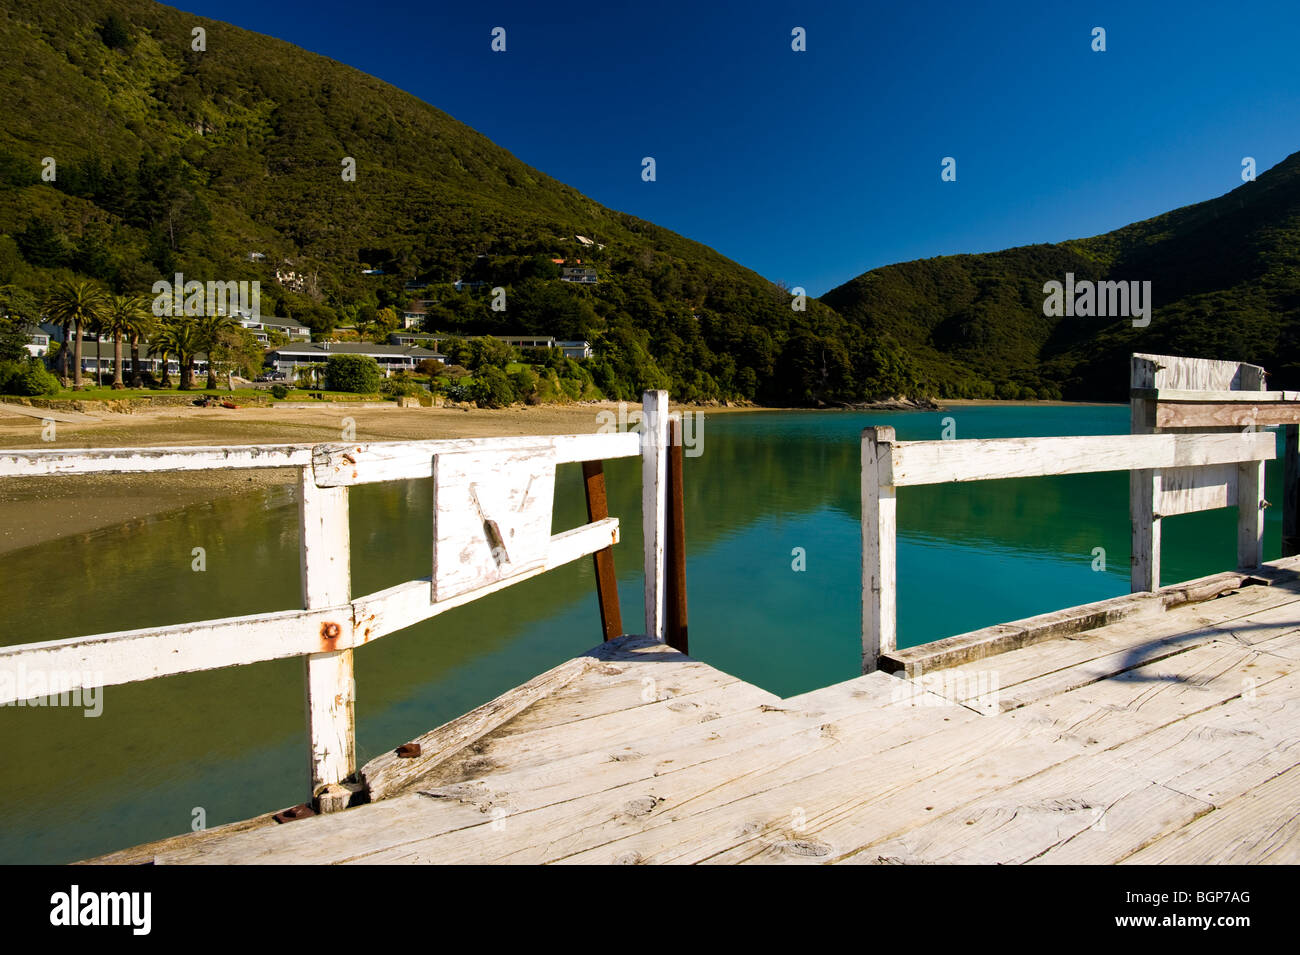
[582,460,623,640]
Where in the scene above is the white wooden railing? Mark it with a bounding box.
[0,391,673,810]
[860,426,1277,673]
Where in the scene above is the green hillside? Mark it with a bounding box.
[3,0,1295,406]
[0,0,918,405]
[820,152,1300,400]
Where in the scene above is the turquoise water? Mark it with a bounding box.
[0,405,1284,862]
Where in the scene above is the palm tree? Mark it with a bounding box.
[197,312,237,390]
[123,305,158,388]
[43,279,108,389]
[153,319,203,390]
[148,337,174,388]
[100,295,151,389]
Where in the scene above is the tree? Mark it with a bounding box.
[148,338,173,387]
[197,313,238,388]
[0,359,59,396]
[467,335,515,371]
[99,13,132,49]
[44,279,109,389]
[209,326,265,389]
[153,319,203,389]
[324,354,382,393]
[101,295,150,389]
[121,304,158,388]
[0,285,39,362]
[470,365,517,408]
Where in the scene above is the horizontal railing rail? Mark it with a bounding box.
[860,427,1277,673]
[0,391,675,812]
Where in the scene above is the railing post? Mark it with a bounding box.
[581,460,624,640]
[1130,355,1160,592]
[1285,425,1300,558]
[642,390,669,642]
[298,465,356,810]
[1238,456,1266,569]
[862,426,897,673]
[665,416,689,654]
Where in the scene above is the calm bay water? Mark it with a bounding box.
[0,404,1285,862]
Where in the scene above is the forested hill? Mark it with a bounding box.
[3,1,1295,406]
[0,0,920,405]
[820,151,1300,400]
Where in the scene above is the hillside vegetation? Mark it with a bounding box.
[821,152,1300,400]
[2,0,1295,405]
[0,0,918,405]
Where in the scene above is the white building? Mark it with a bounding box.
[266,342,445,377]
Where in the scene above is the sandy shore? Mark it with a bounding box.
[0,401,762,555]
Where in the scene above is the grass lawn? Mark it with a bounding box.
[41,385,269,401]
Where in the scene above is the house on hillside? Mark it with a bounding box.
[237,314,312,343]
[23,325,49,358]
[560,266,598,284]
[265,342,444,378]
[556,340,594,360]
[401,299,437,329]
[388,332,443,348]
[383,332,591,360]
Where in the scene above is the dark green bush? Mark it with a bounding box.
[470,366,517,408]
[0,359,59,396]
[269,383,289,399]
[324,354,382,393]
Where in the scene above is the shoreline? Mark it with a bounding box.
[0,398,1121,555]
[0,401,757,556]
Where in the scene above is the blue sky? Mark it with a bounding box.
[175,0,1300,295]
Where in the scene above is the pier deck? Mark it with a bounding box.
[97,556,1300,865]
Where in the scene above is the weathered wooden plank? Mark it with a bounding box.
[299,467,356,804]
[1156,463,1235,516]
[1121,763,1300,864]
[642,391,669,642]
[0,518,621,706]
[431,446,556,601]
[922,582,1300,708]
[351,518,620,640]
[0,443,313,477]
[887,432,1274,488]
[1135,353,1263,392]
[312,432,640,487]
[1131,355,1160,592]
[0,606,336,706]
[860,760,1210,865]
[1149,388,1300,403]
[361,651,602,802]
[581,460,623,641]
[1238,457,1266,570]
[861,426,896,671]
[880,569,1271,677]
[1156,402,1300,429]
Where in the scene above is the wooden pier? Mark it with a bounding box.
[92,557,1300,864]
[4,355,1300,864]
